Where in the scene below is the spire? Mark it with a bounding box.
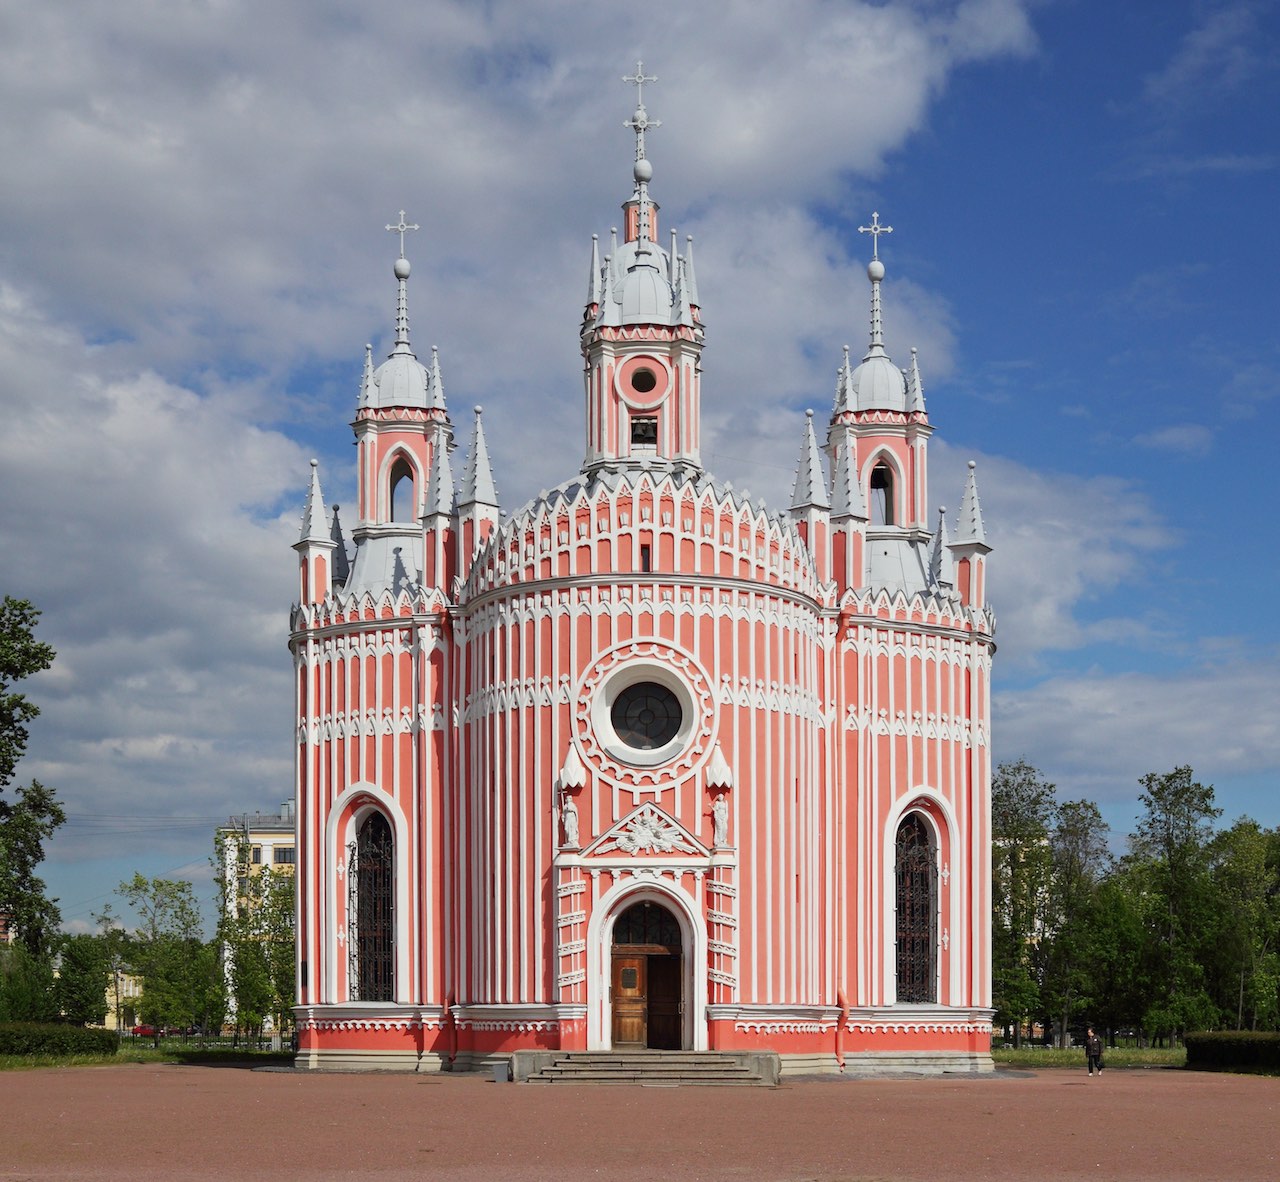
[460,406,500,508]
[385,210,420,357]
[683,235,700,308]
[953,460,988,546]
[359,343,375,406]
[425,431,456,518]
[623,61,661,247]
[791,410,831,511]
[857,211,893,361]
[929,506,953,588]
[329,503,351,585]
[832,344,852,413]
[586,233,602,307]
[428,345,446,410]
[905,347,926,414]
[298,459,328,543]
[830,439,867,520]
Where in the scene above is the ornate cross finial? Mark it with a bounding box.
[858,211,893,260]
[385,210,420,258]
[623,61,657,108]
[623,61,661,160]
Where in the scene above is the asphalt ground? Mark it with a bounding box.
[1,1063,1275,1180]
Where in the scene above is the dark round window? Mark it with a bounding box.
[631,367,657,394]
[611,682,682,750]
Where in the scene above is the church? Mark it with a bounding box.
[290,70,996,1075]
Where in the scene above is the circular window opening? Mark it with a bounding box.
[631,367,658,394]
[610,682,682,751]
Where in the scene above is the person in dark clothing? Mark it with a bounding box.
[1085,1027,1104,1076]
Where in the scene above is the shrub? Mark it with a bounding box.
[0,1022,119,1057]
[1184,1031,1280,1071]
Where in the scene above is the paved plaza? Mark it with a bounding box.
[1,1063,1276,1180]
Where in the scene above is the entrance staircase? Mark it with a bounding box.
[514,1050,779,1087]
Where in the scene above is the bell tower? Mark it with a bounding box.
[580,64,704,475]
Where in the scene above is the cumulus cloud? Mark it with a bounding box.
[996,652,1280,812]
[22,0,1261,923]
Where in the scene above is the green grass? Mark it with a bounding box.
[0,1046,297,1071]
[992,1045,1186,1070]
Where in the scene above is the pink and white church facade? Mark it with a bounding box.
[290,73,996,1075]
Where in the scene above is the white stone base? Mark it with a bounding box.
[293,1048,451,1072]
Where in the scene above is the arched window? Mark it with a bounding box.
[870,463,895,526]
[347,812,394,1001]
[895,813,937,1003]
[613,900,681,950]
[389,457,415,522]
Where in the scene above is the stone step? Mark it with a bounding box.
[517,1050,778,1087]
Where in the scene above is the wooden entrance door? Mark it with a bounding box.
[611,954,647,1047]
[646,954,682,1050]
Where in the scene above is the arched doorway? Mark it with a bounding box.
[611,900,683,1049]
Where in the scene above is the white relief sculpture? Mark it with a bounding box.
[712,793,729,847]
[597,808,695,855]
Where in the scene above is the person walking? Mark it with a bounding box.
[1085,1027,1104,1077]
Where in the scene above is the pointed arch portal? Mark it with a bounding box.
[610,899,684,1050]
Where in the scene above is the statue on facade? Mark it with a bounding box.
[712,792,729,847]
[560,791,579,848]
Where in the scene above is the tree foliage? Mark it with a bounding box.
[0,599,64,959]
[214,832,296,1035]
[0,597,55,795]
[118,874,222,1034]
[990,759,1056,1044]
[991,761,1280,1046]
[56,933,110,1026]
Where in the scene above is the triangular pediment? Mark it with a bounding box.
[582,802,709,858]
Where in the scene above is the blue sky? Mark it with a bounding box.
[1,0,1276,932]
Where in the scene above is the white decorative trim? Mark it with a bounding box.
[573,639,716,795]
[323,784,414,1006]
[586,878,708,1051]
[589,802,701,856]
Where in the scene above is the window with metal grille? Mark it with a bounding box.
[895,813,937,1003]
[347,812,394,1002]
[613,901,681,950]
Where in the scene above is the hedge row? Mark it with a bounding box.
[0,1022,120,1057]
[1184,1031,1280,1071]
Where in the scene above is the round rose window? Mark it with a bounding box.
[610,682,683,751]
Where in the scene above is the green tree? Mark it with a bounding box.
[0,781,66,957]
[1128,766,1222,1045]
[1086,867,1147,1041]
[215,832,295,1037]
[56,933,110,1026]
[1039,799,1110,1045]
[990,759,1056,1045]
[0,597,55,793]
[118,873,214,1034]
[1206,820,1280,1030]
[0,598,65,958]
[0,941,57,1021]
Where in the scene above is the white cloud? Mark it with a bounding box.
[1141,5,1265,110]
[1134,423,1214,454]
[26,0,1273,921]
[996,653,1280,811]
